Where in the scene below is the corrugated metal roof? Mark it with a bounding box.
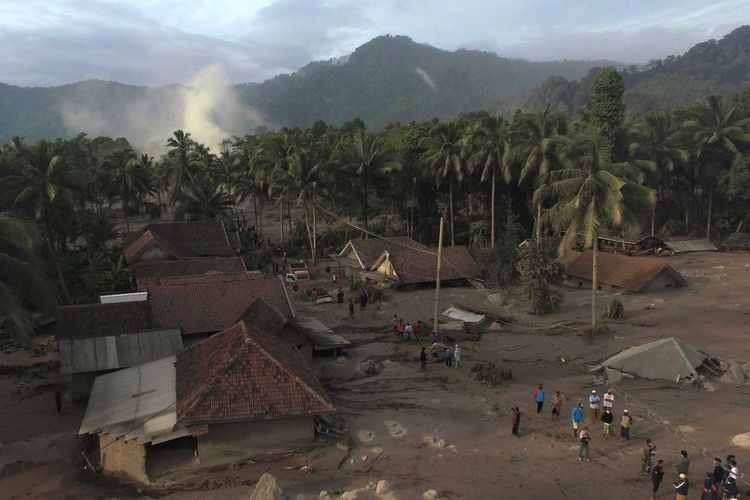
[664,239,718,253]
[601,337,709,380]
[290,316,351,349]
[59,329,183,374]
[79,356,177,443]
[442,306,485,323]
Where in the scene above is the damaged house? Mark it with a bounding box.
[78,321,335,484]
[334,237,429,277]
[366,245,480,287]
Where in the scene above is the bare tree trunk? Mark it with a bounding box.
[252,193,258,229]
[449,178,455,247]
[706,187,713,241]
[287,202,292,233]
[535,203,542,242]
[651,204,656,237]
[311,202,317,265]
[490,168,496,248]
[591,239,598,333]
[303,202,315,263]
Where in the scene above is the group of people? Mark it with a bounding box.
[392,316,424,341]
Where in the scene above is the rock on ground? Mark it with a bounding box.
[249,473,286,500]
[375,480,394,495]
[732,432,750,448]
[423,490,439,499]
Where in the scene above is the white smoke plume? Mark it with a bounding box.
[60,64,264,154]
[415,67,437,89]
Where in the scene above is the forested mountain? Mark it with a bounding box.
[0,36,617,144]
[503,25,750,117]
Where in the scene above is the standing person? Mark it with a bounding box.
[336,287,344,304]
[419,347,427,370]
[675,450,690,478]
[443,347,453,367]
[392,315,399,334]
[396,319,405,340]
[724,459,740,499]
[589,390,602,421]
[348,299,355,318]
[348,274,355,292]
[603,388,615,412]
[511,407,521,438]
[359,291,368,310]
[404,323,414,341]
[55,390,62,416]
[331,273,337,286]
[601,408,614,438]
[651,460,665,500]
[701,472,716,500]
[550,391,562,421]
[453,345,461,367]
[712,457,724,493]
[620,409,632,441]
[578,426,591,462]
[571,403,584,438]
[534,384,545,415]
[673,473,689,500]
[414,321,422,341]
[641,439,656,474]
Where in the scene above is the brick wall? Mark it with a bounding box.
[99,434,150,484]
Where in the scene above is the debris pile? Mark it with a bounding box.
[315,413,347,438]
[469,362,512,387]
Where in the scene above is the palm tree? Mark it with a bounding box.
[628,111,687,235]
[166,129,196,200]
[538,134,655,332]
[421,121,466,246]
[0,140,77,303]
[172,174,234,221]
[269,148,328,264]
[681,95,750,240]
[0,212,57,345]
[465,115,514,247]
[516,106,570,242]
[337,127,401,229]
[101,149,152,231]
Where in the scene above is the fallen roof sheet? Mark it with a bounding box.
[664,239,718,253]
[442,306,485,323]
[601,337,710,380]
[59,329,183,375]
[79,355,177,443]
[564,250,687,292]
[289,316,352,350]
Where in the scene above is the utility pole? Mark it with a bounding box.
[433,217,444,335]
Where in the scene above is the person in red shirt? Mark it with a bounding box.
[511,407,521,438]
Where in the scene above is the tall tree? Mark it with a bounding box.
[0,213,57,345]
[588,68,625,163]
[681,95,750,240]
[539,134,655,333]
[101,149,152,231]
[165,129,196,200]
[172,174,234,222]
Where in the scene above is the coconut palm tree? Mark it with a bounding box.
[464,115,514,247]
[0,212,57,345]
[516,106,570,242]
[421,121,466,246]
[337,127,401,229]
[681,95,750,240]
[173,173,234,222]
[538,134,655,333]
[165,129,196,200]
[628,111,688,235]
[101,149,153,231]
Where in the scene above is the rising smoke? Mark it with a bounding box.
[60,64,264,153]
[415,67,437,89]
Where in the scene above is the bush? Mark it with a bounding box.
[476,211,521,288]
[517,239,563,314]
[604,298,625,319]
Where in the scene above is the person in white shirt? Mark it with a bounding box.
[589,390,602,421]
[603,389,615,411]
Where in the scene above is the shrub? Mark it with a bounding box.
[516,238,563,314]
[604,298,625,319]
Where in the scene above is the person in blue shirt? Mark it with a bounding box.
[443,347,452,367]
[534,384,545,414]
[571,403,584,438]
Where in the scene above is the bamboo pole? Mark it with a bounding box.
[433,217,444,335]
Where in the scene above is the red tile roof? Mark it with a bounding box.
[55,301,156,340]
[122,221,241,263]
[175,321,334,425]
[564,250,687,292]
[145,273,294,334]
[133,257,247,289]
[374,245,479,285]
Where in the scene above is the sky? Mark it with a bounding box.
[0,0,748,87]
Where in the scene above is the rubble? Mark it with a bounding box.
[469,362,512,387]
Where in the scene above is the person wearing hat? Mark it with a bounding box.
[603,388,615,411]
[673,472,689,500]
[588,390,602,421]
[620,409,632,440]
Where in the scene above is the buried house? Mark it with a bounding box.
[563,250,687,292]
[366,245,480,287]
[333,237,429,277]
[79,321,335,484]
[597,337,719,382]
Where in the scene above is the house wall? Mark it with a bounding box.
[99,433,150,484]
[197,417,314,465]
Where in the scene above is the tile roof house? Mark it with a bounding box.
[133,256,248,289]
[563,250,687,292]
[368,244,480,286]
[241,298,351,360]
[335,237,428,272]
[145,273,294,335]
[79,321,335,483]
[122,221,241,264]
[55,301,183,400]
